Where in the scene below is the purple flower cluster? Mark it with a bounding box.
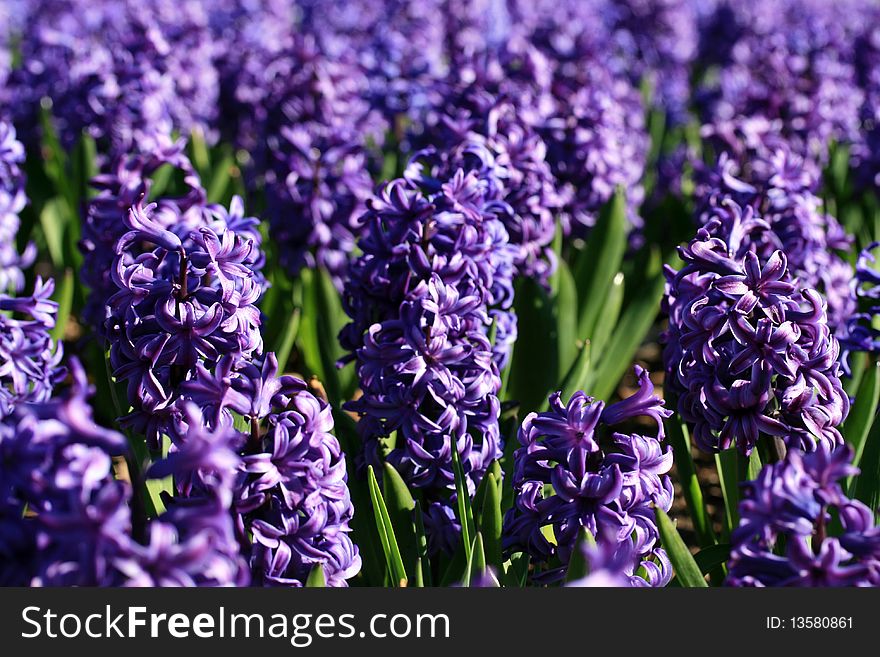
[234,34,384,290]
[696,118,856,339]
[502,367,673,586]
[130,403,250,587]
[80,138,207,333]
[105,190,264,448]
[0,361,131,585]
[407,89,559,285]
[181,354,361,586]
[697,0,864,161]
[0,278,64,417]
[0,123,64,416]
[842,244,880,365]
[852,6,880,191]
[663,204,849,454]
[341,171,515,551]
[597,0,698,123]
[728,445,880,587]
[0,122,36,293]
[302,0,448,120]
[566,535,664,587]
[537,63,648,240]
[12,0,218,153]
[1,361,250,586]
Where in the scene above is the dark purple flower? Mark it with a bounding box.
[696,0,863,162]
[231,34,384,290]
[695,118,856,341]
[11,1,218,153]
[105,183,264,448]
[728,445,880,587]
[842,243,880,368]
[502,367,673,586]
[342,170,514,551]
[406,91,560,285]
[80,138,207,333]
[179,351,361,587]
[664,202,849,454]
[0,359,130,586]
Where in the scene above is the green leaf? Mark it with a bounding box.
[298,268,351,404]
[382,463,420,584]
[366,466,408,586]
[334,413,384,586]
[553,258,579,378]
[655,507,707,588]
[439,543,467,587]
[844,361,880,483]
[207,149,236,204]
[305,564,326,588]
[38,106,75,217]
[451,446,475,562]
[508,278,558,413]
[585,250,665,401]
[564,527,596,583]
[747,449,762,481]
[189,127,211,178]
[478,472,503,571]
[714,448,739,538]
[462,532,486,587]
[852,414,880,510]
[589,272,625,356]
[413,503,431,587]
[50,268,74,344]
[574,188,628,340]
[39,197,67,268]
[555,340,592,408]
[693,544,732,576]
[502,552,529,588]
[666,415,715,547]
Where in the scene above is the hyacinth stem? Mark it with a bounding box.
[176,248,188,300]
[250,416,261,445]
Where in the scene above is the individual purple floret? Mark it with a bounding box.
[696,0,863,162]
[728,445,880,587]
[663,204,849,454]
[502,367,673,586]
[105,191,264,448]
[341,171,515,551]
[181,353,361,587]
[695,118,856,341]
[0,122,36,293]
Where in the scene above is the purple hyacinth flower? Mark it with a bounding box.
[502,367,673,586]
[728,445,880,587]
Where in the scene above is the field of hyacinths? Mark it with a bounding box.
[3,0,880,590]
